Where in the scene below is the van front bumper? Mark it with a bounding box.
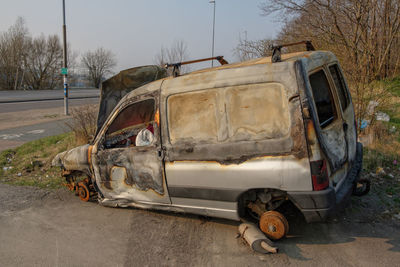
[288,142,363,223]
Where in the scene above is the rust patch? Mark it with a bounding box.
[289,102,308,159]
[155,109,160,127]
[259,211,289,240]
[307,120,317,145]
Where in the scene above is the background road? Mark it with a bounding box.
[0,89,99,151]
[0,88,99,103]
[0,98,98,113]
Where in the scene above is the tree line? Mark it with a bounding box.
[236,0,400,124]
[0,17,116,90]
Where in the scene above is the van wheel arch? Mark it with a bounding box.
[237,188,303,222]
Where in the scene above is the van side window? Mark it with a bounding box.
[168,90,218,144]
[104,99,155,149]
[309,70,336,128]
[329,64,349,111]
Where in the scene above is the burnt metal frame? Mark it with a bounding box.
[165,56,228,77]
[271,41,315,63]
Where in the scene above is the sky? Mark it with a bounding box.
[0,0,281,72]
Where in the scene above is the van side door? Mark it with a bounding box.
[91,94,170,204]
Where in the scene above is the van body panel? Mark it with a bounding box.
[158,59,312,212]
[165,156,312,195]
[169,197,239,220]
[92,146,170,204]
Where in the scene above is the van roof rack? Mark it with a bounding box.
[270,40,315,63]
[165,56,228,77]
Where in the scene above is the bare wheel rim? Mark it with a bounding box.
[259,211,288,240]
[78,184,90,202]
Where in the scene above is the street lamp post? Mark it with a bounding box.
[62,0,69,115]
[210,0,216,67]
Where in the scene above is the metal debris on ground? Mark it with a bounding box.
[238,223,278,254]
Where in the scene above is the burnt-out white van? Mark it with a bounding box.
[53,43,367,240]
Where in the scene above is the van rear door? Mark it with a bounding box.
[308,68,348,185]
[328,64,357,163]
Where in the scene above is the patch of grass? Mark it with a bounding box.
[15,133,70,155]
[363,147,399,172]
[43,114,59,119]
[384,76,400,97]
[376,77,400,131]
[0,132,76,189]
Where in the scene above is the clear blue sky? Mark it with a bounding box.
[0,0,281,71]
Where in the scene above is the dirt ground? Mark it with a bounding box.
[0,183,399,267]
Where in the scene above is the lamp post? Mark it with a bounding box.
[209,0,216,67]
[62,0,69,115]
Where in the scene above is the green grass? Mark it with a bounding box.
[384,76,400,97]
[14,132,70,155]
[0,132,76,189]
[363,147,398,172]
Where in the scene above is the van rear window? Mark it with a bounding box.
[329,64,349,111]
[309,70,336,128]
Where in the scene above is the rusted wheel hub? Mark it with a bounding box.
[78,183,90,202]
[259,211,289,240]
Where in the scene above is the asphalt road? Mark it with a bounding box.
[0,88,99,103]
[0,183,399,267]
[0,90,99,151]
[0,119,71,143]
[0,98,99,113]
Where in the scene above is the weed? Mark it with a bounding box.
[65,105,98,145]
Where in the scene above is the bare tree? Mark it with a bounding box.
[66,45,80,86]
[260,0,400,80]
[23,34,63,90]
[81,47,117,88]
[154,40,190,73]
[0,17,29,90]
[260,0,400,127]
[234,32,274,61]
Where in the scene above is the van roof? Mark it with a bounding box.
[124,50,335,100]
[187,51,333,75]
